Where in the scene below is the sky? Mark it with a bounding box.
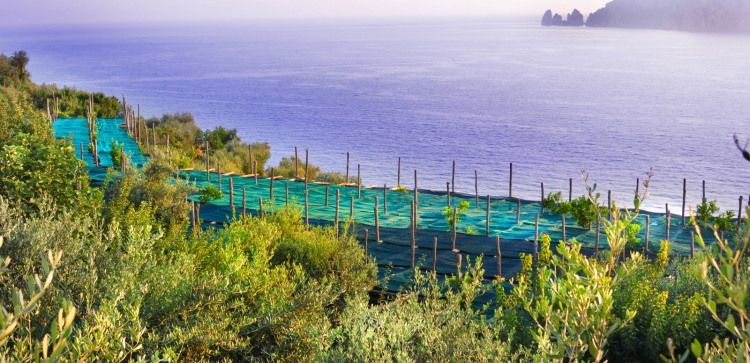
[5,0,611,25]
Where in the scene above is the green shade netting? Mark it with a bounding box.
[53,118,148,178]
[50,119,732,292]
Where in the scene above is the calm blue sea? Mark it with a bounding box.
[2,17,749,213]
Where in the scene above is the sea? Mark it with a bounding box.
[2,17,749,214]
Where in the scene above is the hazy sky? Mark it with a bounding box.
[5,0,611,25]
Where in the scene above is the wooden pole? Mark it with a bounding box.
[475,170,478,208]
[305,148,309,190]
[457,255,462,279]
[516,198,521,225]
[691,231,695,258]
[486,195,491,237]
[636,178,640,197]
[254,160,258,185]
[295,146,299,179]
[645,215,650,251]
[541,182,545,213]
[375,195,380,242]
[433,237,438,273]
[152,125,156,150]
[196,204,200,233]
[357,164,361,198]
[447,182,451,206]
[259,197,264,218]
[350,196,354,220]
[496,236,502,278]
[383,184,388,214]
[364,229,369,264]
[411,215,416,269]
[270,167,275,200]
[414,170,418,229]
[346,152,350,184]
[46,98,51,123]
[411,200,416,263]
[702,180,706,203]
[325,185,329,206]
[608,190,612,219]
[191,201,195,231]
[682,179,687,225]
[243,188,246,218]
[120,150,125,171]
[666,209,671,242]
[562,215,567,243]
[397,157,401,186]
[305,192,309,227]
[535,213,540,259]
[509,162,513,197]
[452,206,457,251]
[452,160,456,195]
[80,143,83,161]
[137,104,141,144]
[569,178,573,202]
[230,177,234,207]
[335,189,340,237]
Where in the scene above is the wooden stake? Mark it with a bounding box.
[374,195,380,242]
[452,160,456,195]
[196,204,200,233]
[268,167,280,200]
[346,152,350,184]
[206,142,210,181]
[80,143,83,161]
[397,157,401,186]
[411,218,416,268]
[645,215,650,251]
[486,195,491,237]
[666,210,671,242]
[254,160,258,185]
[243,188,247,218]
[636,177,640,197]
[569,178,573,202]
[452,206,457,251]
[516,198,521,225]
[562,215,567,243]
[230,177,234,207]
[305,148,309,190]
[325,185,329,206]
[335,189,340,237]
[259,197,264,218]
[305,192,309,227]
[608,190,612,219]
[120,150,125,171]
[364,229,369,264]
[447,182,451,206]
[509,162,513,197]
[383,184,388,214]
[496,236,502,278]
[702,180,706,203]
[414,170,418,229]
[535,213,540,259]
[286,183,289,208]
[46,98,51,123]
[682,179,687,225]
[433,237,438,273]
[457,255,462,279]
[357,163,361,198]
[191,201,196,231]
[350,196,354,220]
[541,182,545,213]
[411,200,416,261]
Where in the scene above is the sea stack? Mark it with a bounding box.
[541,9,584,27]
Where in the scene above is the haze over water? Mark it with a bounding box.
[3,17,749,213]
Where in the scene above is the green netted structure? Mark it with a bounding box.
[53,117,733,293]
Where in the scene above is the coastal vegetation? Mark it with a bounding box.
[2,50,750,362]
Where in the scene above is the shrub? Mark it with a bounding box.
[198,184,222,204]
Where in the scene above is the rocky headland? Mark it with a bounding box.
[543,0,750,32]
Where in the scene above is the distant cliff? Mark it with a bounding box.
[585,0,750,32]
[542,9,585,26]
